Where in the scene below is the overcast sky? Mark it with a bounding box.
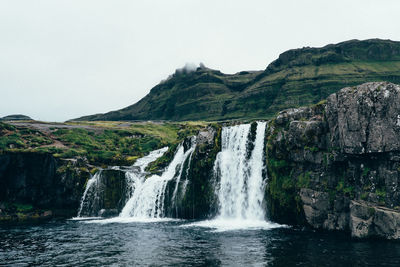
[1,0,400,122]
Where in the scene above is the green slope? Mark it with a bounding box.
[74,39,400,122]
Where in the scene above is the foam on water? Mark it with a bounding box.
[82,217,180,224]
[69,217,103,221]
[181,219,284,232]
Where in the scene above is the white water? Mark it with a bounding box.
[247,121,268,220]
[133,147,168,172]
[184,122,282,231]
[77,170,103,217]
[172,137,196,214]
[216,122,268,220]
[120,140,196,219]
[83,217,180,224]
[124,147,168,200]
[76,148,167,218]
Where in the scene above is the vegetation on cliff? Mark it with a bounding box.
[0,121,207,166]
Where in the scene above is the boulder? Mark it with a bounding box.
[350,200,400,239]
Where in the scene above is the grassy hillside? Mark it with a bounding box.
[74,39,400,121]
[0,121,206,166]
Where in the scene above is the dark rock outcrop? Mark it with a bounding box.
[350,200,400,239]
[266,81,400,239]
[164,126,221,219]
[326,82,400,154]
[0,153,88,215]
[0,152,128,222]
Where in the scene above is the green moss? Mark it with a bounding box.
[323,153,328,167]
[343,186,355,197]
[146,143,179,174]
[14,203,33,212]
[375,188,386,201]
[336,177,355,198]
[297,172,311,188]
[362,167,371,178]
[90,167,99,175]
[268,157,289,170]
[56,165,67,174]
[361,192,369,200]
[304,146,319,152]
[368,207,376,217]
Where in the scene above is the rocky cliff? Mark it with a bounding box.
[0,152,128,222]
[266,81,400,239]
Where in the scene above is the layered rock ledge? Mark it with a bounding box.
[266,82,400,239]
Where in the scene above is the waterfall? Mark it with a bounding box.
[171,137,196,216]
[181,121,282,230]
[124,147,168,200]
[120,139,196,218]
[76,147,167,218]
[77,170,103,217]
[214,121,267,220]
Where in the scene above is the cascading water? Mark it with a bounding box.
[119,138,196,219]
[214,121,267,220]
[78,123,282,231]
[171,137,196,215]
[124,147,168,201]
[76,147,167,218]
[77,170,103,217]
[184,121,281,231]
[246,122,268,220]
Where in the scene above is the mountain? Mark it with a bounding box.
[74,39,400,122]
[0,114,32,121]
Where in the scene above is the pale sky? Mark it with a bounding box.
[1,0,400,122]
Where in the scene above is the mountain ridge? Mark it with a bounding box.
[73,38,400,122]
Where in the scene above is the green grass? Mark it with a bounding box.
[0,121,206,166]
[14,203,33,212]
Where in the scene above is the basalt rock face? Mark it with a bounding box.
[266,81,400,239]
[0,152,128,221]
[326,82,400,154]
[0,153,89,219]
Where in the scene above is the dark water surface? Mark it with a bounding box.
[1,219,400,266]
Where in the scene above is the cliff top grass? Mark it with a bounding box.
[0,121,207,166]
